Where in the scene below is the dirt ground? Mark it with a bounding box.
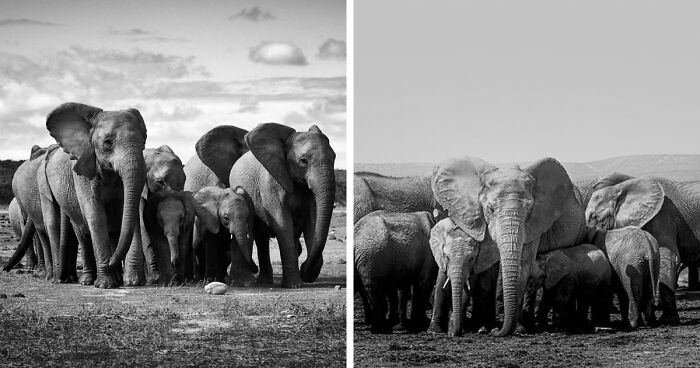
[0,206,347,367]
[354,272,700,367]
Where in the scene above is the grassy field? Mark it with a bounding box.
[0,207,347,367]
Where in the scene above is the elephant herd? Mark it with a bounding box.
[354,156,700,337]
[4,102,337,290]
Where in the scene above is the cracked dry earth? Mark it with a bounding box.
[0,207,348,367]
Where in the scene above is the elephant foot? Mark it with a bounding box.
[94,274,120,289]
[59,274,79,284]
[660,312,680,326]
[515,324,529,335]
[427,321,445,334]
[80,273,96,285]
[256,273,274,286]
[447,318,462,337]
[124,272,146,286]
[282,277,304,289]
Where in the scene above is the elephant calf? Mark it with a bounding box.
[354,210,437,333]
[528,244,612,332]
[587,226,660,329]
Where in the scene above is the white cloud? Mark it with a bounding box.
[229,7,275,22]
[249,42,308,66]
[318,39,346,59]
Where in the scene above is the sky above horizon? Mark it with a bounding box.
[0,0,347,167]
[355,1,700,165]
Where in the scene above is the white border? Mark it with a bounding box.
[345,0,354,366]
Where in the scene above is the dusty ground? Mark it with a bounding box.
[0,206,347,367]
[354,274,700,368]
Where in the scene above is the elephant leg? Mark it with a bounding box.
[428,270,449,333]
[641,275,656,327]
[369,287,391,334]
[41,201,62,282]
[254,228,273,286]
[33,234,45,273]
[537,289,553,329]
[228,235,256,287]
[658,248,680,325]
[514,241,539,334]
[202,232,222,282]
[82,205,119,288]
[387,289,400,326]
[25,236,38,270]
[356,269,373,324]
[76,227,96,285]
[124,216,146,286]
[622,273,641,329]
[688,266,700,291]
[591,286,612,328]
[270,213,303,288]
[471,263,499,332]
[521,286,538,333]
[58,213,78,283]
[36,228,53,281]
[408,284,430,332]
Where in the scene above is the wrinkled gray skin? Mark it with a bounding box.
[190,186,258,285]
[195,123,336,288]
[586,226,660,328]
[527,244,612,332]
[143,190,197,283]
[354,172,438,224]
[427,217,500,336]
[41,102,147,289]
[584,173,700,325]
[433,157,587,337]
[8,198,39,270]
[354,210,437,333]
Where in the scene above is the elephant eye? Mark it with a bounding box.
[103,138,113,149]
[223,215,229,224]
[299,157,308,166]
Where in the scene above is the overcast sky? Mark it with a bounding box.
[355,1,700,165]
[0,0,346,167]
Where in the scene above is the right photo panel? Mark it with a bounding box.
[353,1,700,366]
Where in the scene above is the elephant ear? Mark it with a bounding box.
[429,218,454,271]
[179,191,197,229]
[245,123,296,193]
[432,156,495,242]
[143,191,167,230]
[46,102,103,179]
[592,172,635,192]
[614,179,665,228]
[544,251,570,290]
[195,125,249,187]
[525,158,572,242]
[191,186,224,234]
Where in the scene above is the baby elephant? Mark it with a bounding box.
[191,186,258,285]
[587,226,660,329]
[354,210,437,333]
[528,244,612,332]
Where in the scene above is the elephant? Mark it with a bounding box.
[8,197,39,270]
[40,102,147,289]
[584,175,699,325]
[197,123,336,288]
[585,226,660,328]
[354,172,438,224]
[432,156,587,336]
[190,186,259,285]
[354,210,437,333]
[527,243,612,332]
[427,217,500,336]
[142,190,197,283]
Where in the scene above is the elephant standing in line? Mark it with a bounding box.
[8,198,39,270]
[585,175,700,325]
[527,243,612,332]
[586,226,660,329]
[427,217,500,335]
[40,102,147,288]
[197,123,336,288]
[432,157,587,337]
[190,186,259,284]
[354,172,438,224]
[354,210,437,333]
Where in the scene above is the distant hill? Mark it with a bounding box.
[356,154,700,182]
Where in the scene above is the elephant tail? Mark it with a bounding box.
[644,231,661,307]
[3,219,36,272]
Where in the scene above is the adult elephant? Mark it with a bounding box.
[585,174,700,325]
[41,102,147,288]
[354,172,438,224]
[432,156,586,337]
[197,123,336,288]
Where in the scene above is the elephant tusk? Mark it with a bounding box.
[442,279,449,290]
[230,234,233,240]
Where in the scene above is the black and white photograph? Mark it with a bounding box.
[0,1,347,366]
[354,1,700,367]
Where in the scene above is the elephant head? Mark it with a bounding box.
[143,190,196,281]
[192,186,259,274]
[143,145,186,197]
[433,156,576,336]
[46,102,147,267]
[585,178,665,231]
[530,251,570,292]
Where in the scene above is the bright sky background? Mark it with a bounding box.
[0,0,346,167]
[355,1,700,165]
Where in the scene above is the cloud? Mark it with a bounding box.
[317,39,346,59]
[0,19,63,27]
[238,96,259,114]
[249,42,307,66]
[107,28,189,43]
[229,7,275,22]
[108,28,152,36]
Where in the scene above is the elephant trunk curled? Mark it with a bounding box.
[231,226,258,274]
[109,149,146,268]
[492,210,525,337]
[301,163,336,282]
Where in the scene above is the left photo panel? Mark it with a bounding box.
[0,1,347,366]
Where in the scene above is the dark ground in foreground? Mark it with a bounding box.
[0,208,348,368]
[354,275,700,367]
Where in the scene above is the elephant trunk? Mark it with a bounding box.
[231,227,258,274]
[166,233,180,272]
[447,262,465,337]
[301,163,336,282]
[3,219,35,272]
[109,150,146,268]
[492,210,525,337]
